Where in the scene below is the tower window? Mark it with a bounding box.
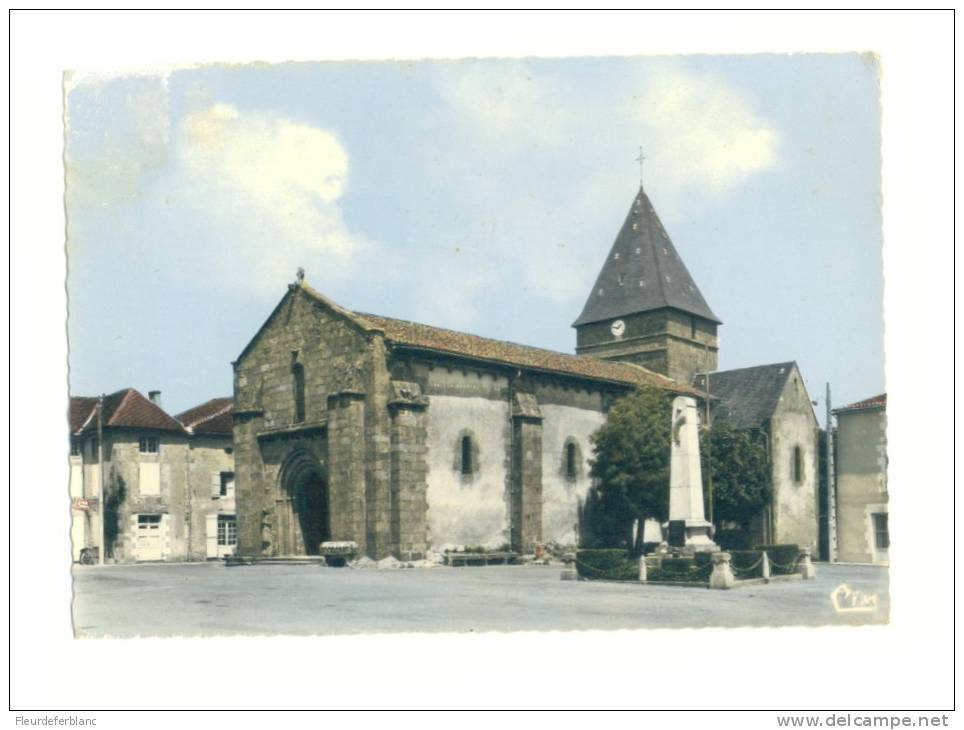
[617,273,625,286]
[792,445,803,483]
[292,362,306,423]
[565,443,577,479]
[690,317,697,339]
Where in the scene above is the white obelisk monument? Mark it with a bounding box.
[668,395,718,551]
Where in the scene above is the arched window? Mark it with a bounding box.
[792,445,803,483]
[461,435,473,474]
[565,442,577,479]
[292,363,306,423]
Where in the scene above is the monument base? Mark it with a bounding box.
[681,520,719,553]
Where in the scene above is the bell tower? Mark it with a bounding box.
[573,187,720,385]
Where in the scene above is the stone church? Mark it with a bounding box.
[231,185,817,560]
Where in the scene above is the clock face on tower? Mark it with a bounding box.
[610,319,626,337]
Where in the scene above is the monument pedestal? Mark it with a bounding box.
[680,519,719,552]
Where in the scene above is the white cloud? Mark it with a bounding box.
[635,66,782,200]
[175,103,366,293]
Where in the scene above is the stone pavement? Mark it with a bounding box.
[71,561,889,638]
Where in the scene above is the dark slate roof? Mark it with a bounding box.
[573,188,720,327]
[357,311,697,394]
[176,397,234,436]
[834,393,886,414]
[70,389,186,434]
[692,362,796,429]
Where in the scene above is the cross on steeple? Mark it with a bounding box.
[635,147,646,189]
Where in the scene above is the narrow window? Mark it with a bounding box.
[565,442,577,479]
[461,435,473,475]
[219,471,235,498]
[292,363,306,423]
[872,513,889,549]
[792,445,803,483]
[617,273,625,286]
[690,316,697,339]
[139,436,159,454]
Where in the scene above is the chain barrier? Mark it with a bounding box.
[729,555,764,575]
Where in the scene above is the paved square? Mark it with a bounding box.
[71,562,889,637]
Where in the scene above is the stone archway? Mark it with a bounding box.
[277,450,330,556]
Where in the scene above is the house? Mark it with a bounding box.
[692,362,820,553]
[230,187,712,560]
[832,393,888,564]
[69,389,235,562]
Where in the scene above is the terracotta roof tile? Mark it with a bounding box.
[69,397,98,434]
[71,389,185,434]
[176,397,234,436]
[835,393,886,414]
[356,312,696,394]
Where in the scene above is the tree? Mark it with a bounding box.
[586,387,673,549]
[700,421,770,535]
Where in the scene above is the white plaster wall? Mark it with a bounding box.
[771,373,819,552]
[540,403,606,546]
[424,384,510,551]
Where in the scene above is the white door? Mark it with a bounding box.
[135,514,164,561]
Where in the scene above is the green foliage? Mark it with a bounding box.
[585,388,673,548]
[649,556,711,584]
[700,421,771,532]
[575,549,637,581]
[755,544,800,574]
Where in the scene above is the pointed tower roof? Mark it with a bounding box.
[573,188,721,326]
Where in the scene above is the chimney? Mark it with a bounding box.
[148,390,162,408]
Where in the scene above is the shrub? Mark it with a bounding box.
[755,544,800,575]
[729,550,765,579]
[575,549,637,581]
[649,556,711,584]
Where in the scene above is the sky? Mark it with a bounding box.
[65,54,884,421]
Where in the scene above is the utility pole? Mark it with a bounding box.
[825,383,837,563]
[97,395,105,566]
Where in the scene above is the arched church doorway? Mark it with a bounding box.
[277,451,330,556]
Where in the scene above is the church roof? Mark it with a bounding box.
[573,188,720,327]
[692,362,797,429]
[357,310,694,393]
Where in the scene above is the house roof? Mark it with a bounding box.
[356,310,695,394]
[834,393,886,414]
[573,188,720,327]
[692,362,797,429]
[176,397,234,436]
[70,389,186,435]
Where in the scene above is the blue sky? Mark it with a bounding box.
[66,54,883,420]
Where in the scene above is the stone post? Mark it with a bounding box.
[761,550,771,580]
[709,551,735,589]
[510,392,543,555]
[326,390,368,555]
[638,555,648,582]
[798,546,816,579]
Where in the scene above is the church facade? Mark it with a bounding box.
[231,187,715,560]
